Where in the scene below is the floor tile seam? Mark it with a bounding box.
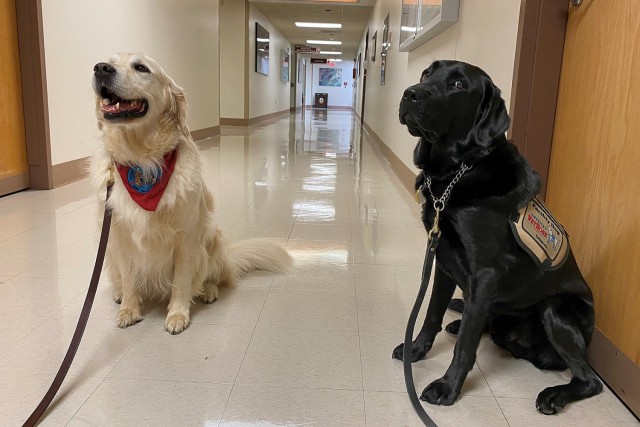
[251,321,360,334]
[230,382,366,392]
[0,218,55,242]
[219,265,275,424]
[26,316,154,426]
[102,375,236,385]
[477,361,514,427]
[354,266,369,426]
[1,308,60,356]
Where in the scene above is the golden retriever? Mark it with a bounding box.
[89,53,291,334]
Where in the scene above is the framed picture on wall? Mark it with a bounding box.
[281,49,289,82]
[380,13,389,85]
[371,31,377,62]
[398,0,459,52]
[255,22,269,75]
[319,67,342,87]
[381,13,390,60]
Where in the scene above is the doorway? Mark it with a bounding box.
[0,0,29,196]
[511,0,640,417]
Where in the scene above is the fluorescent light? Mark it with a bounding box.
[295,22,342,29]
[306,40,342,45]
[320,51,342,55]
[256,38,270,42]
[401,26,417,32]
[330,59,343,62]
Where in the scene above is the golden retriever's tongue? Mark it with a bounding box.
[101,99,140,113]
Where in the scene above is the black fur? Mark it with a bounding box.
[392,60,602,414]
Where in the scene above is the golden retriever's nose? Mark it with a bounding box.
[94,62,116,78]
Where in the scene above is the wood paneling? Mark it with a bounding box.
[0,0,28,188]
[547,0,640,365]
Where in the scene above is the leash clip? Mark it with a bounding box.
[108,164,115,185]
[428,207,442,241]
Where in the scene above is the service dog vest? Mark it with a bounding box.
[509,196,570,271]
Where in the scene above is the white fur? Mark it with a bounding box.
[90,53,291,334]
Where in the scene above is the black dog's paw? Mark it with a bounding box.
[420,378,459,405]
[448,298,465,313]
[535,386,567,415]
[392,341,431,362]
[445,319,461,335]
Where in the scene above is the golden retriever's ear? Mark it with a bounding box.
[470,77,510,147]
[160,78,189,136]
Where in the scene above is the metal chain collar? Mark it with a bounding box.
[424,162,471,211]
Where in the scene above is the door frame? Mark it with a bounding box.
[15,0,53,190]
[360,28,369,126]
[510,0,639,417]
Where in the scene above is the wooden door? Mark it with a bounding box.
[0,0,29,196]
[546,0,639,414]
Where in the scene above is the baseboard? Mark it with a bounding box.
[362,120,417,195]
[52,157,89,188]
[220,118,249,126]
[248,109,291,125]
[0,172,30,196]
[588,328,640,418]
[191,125,220,141]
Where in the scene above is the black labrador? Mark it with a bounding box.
[393,60,602,415]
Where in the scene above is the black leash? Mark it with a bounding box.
[403,230,440,427]
[23,179,114,427]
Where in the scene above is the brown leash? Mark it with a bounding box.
[22,180,114,427]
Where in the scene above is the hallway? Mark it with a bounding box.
[0,110,635,426]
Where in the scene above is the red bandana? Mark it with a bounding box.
[115,149,178,211]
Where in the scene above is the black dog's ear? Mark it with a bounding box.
[469,77,510,147]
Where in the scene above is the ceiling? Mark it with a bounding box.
[251,0,374,60]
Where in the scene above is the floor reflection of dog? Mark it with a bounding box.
[90,53,291,334]
[394,60,602,415]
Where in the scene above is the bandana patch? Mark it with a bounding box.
[116,149,177,211]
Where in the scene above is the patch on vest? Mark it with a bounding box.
[509,196,570,271]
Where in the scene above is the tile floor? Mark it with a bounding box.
[0,110,637,426]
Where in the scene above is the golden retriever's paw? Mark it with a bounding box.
[165,313,190,334]
[200,283,219,304]
[116,307,143,328]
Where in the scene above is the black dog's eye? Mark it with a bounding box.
[421,70,432,82]
[454,80,465,89]
[134,64,150,73]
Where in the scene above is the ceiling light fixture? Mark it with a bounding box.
[306,40,342,45]
[295,22,342,29]
[320,51,342,55]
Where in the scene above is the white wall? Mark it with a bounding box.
[249,4,292,119]
[41,0,220,165]
[309,62,354,108]
[220,0,246,119]
[355,0,521,173]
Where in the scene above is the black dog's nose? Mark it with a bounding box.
[94,62,115,77]
[403,88,419,101]
[402,84,432,102]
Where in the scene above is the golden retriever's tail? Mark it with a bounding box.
[228,238,293,277]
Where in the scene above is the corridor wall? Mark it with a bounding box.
[355,0,521,176]
[41,0,220,166]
